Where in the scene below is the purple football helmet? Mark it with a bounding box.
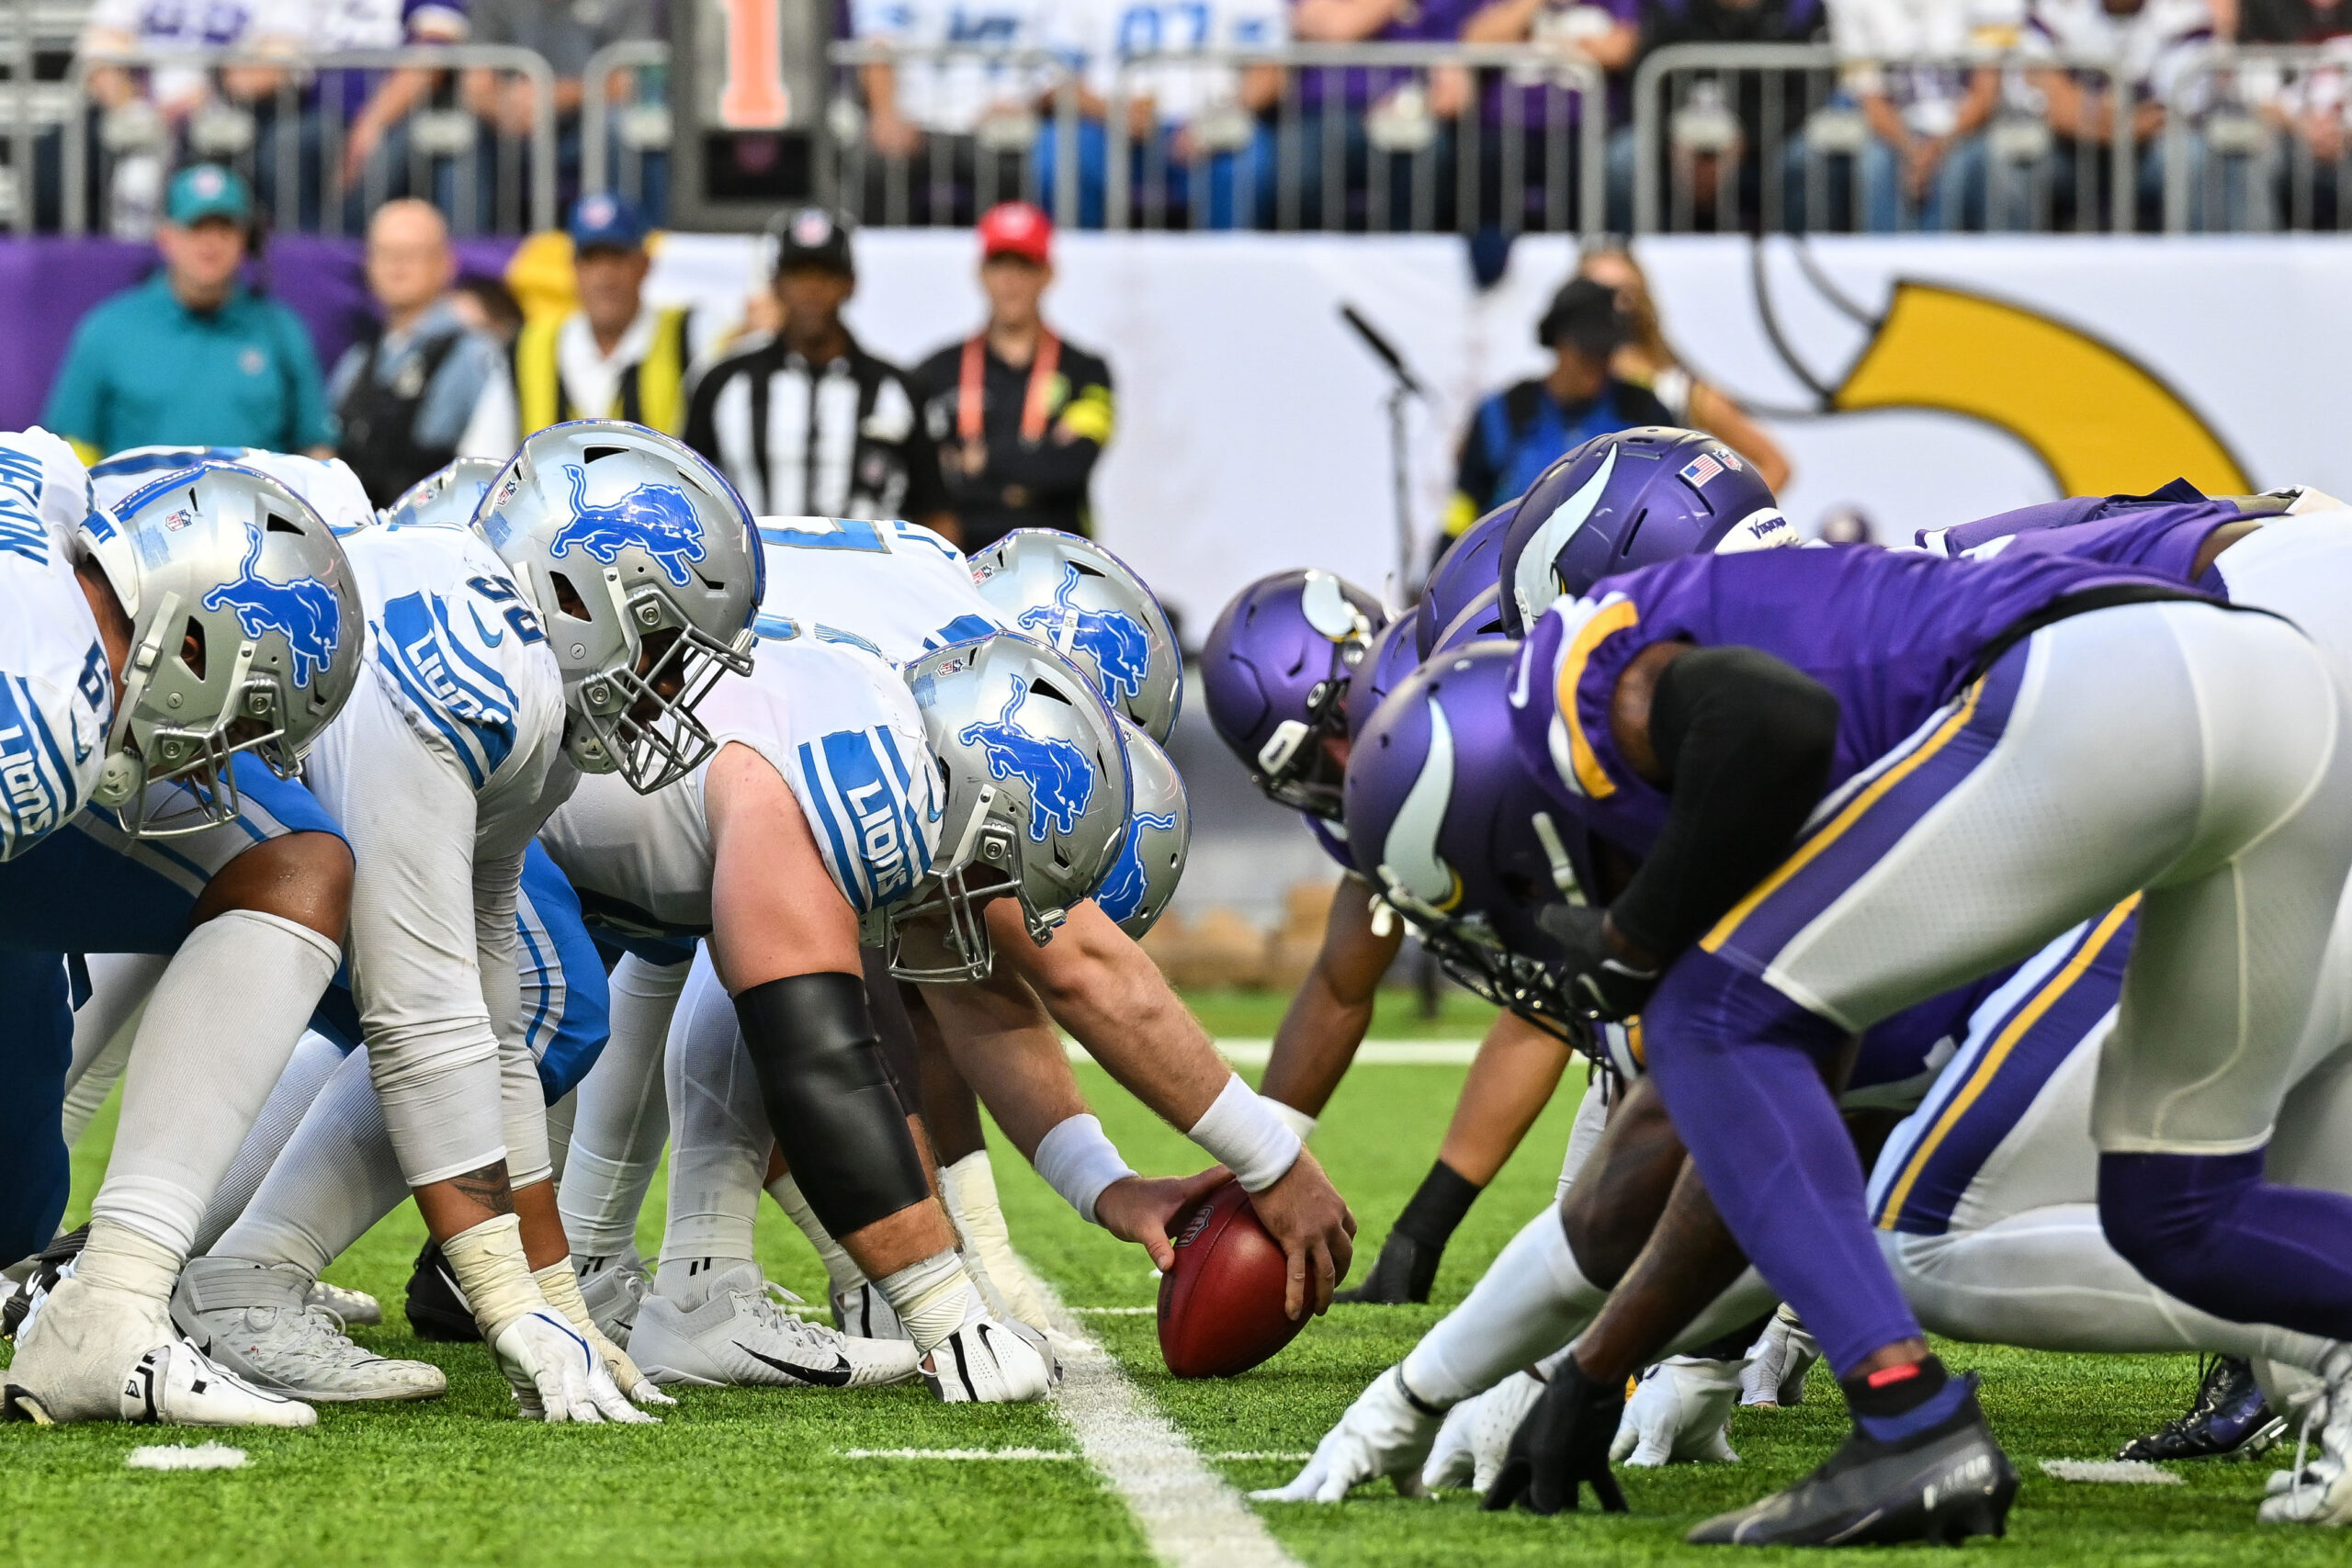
[1202,569,1387,819]
[1416,502,1516,658]
[1496,427,1797,636]
[1344,639,1599,1046]
[1430,583,1508,655]
[1343,615,1422,740]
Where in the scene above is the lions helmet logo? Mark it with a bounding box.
[548,465,708,587]
[201,524,343,690]
[1094,810,1177,924]
[1017,563,1152,705]
[956,674,1096,842]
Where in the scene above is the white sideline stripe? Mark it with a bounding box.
[1015,1257,1306,1568]
[1064,1037,1483,1066]
[1070,1305,1157,1315]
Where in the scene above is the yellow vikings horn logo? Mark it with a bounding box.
[1747,243,2252,497]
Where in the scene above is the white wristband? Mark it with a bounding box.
[1187,1073,1304,1192]
[1035,1113,1136,1224]
[1265,1099,1318,1143]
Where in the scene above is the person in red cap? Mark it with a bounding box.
[910,203,1114,554]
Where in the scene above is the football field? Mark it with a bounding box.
[0,991,2331,1567]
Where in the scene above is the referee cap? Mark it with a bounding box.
[773,206,855,276]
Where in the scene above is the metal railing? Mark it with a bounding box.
[2162,44,2352,232]
[581,38,671,210]
[60,44,556,235]
[1629,42,2140,233]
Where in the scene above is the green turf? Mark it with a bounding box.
[1181,986,1499,1041]
[1,1024,2324,1567]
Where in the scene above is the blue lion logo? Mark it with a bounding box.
[201,525,342,690]
[1094,811,1177,924]
[956,675,1096,842]
[1017,563,1151,705]
[548,465,707,587]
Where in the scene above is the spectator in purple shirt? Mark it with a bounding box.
[1458,0,1639,228]
[1278,0,1485,228]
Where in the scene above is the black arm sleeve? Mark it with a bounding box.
[1605,645,1839,961]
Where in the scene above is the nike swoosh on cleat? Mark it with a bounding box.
[732,1341,854,1388]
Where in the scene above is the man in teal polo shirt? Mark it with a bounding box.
[44,166,336,465]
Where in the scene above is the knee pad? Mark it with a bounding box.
[2097,1148,2262,1294]
[734,971,933,1237]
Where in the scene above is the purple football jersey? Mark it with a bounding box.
[1510,545,2189,855]
[1921,488,2243,595]
[1303,810,1354,873]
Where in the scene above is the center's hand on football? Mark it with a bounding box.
[1094,1167,1233,1270]
[1248,1149,1357,1320]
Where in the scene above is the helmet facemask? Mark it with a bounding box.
[1251,637,1363,818]
[556,562,754,794]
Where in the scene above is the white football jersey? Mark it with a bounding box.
[0,429,111,859]
[339,517,568,815]
[92,446,379,536]
[541,636,942,939]
[752,515,1007,667]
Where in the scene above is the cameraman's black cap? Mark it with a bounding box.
[1537,277,1629,356]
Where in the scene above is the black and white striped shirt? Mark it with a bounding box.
[682,332,950,523]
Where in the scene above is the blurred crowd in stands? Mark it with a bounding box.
[15,0,2352,236]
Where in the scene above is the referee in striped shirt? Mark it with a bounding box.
[683,208,953,532]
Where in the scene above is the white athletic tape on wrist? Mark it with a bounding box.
[439,1213,544,1340]
[1186,1074,1303,1193]
[1034,1115,1136,1224]
[1263,1100,1317,1144]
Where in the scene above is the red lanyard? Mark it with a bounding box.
[959,329,1062,446]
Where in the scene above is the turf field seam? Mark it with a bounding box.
[1014,1252,1306,1568]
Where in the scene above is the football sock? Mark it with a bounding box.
[1393,1160,1481,1250]
[73,1216,180,1308]
[190,1031,345,1258]
[1641,949,1925,1376]
[59,953,167,1148]
[557,953,683,1261]
[1841,1354,1972,1443]
[212,1044,409,1278]
[940,1150,1051,1330]
[90,910,341,1260]
[877,1248,987,1357]
[1400,1207,1605,1405]
[2101,1150,2352,1340]
[657,954,768,1287]
[767,1172,866,1297]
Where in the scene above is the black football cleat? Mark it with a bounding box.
[1332,1231,1442,1305]
[402,1240,481,1342]
[2117,1356,2282,1461]
[1687,1375,2018,1547]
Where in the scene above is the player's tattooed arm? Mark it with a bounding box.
[447,1161,516,1215]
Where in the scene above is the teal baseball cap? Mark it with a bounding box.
[166,164,252,227]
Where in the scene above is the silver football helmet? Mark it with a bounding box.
[889,633,1133,981]
[474,421,762,794]
[91,446,379,536]
[1094,717,1190,939]
[384,456,504,531]
[77,462,361,836]
[967,530,1182,743]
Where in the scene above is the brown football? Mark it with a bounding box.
[1157,1179,1308,1379]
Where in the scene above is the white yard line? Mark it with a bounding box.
[1065,1038,1482,1066]
[1016,1259,1307,1568]
[840,1448,1083,1461]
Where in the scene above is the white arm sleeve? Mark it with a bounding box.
[307,683,508,1188]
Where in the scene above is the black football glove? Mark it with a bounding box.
[1535,902,1660,1022]
[1482,1355,1630,1516]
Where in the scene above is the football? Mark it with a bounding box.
[1157,1179,1309,1379]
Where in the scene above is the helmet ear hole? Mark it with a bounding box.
[1028,675,1072,706]
[549,571,591,621]
[581,445,630,465]
[180,616,207,681]
[264,511,303,535]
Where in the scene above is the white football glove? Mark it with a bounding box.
[584,1317,676,1409]
[1612,1356,1745,1467]
[492,1308,658,1423]
[1422,1394,1481,1491]
[1467,1367,1552,1493]
[1251,1366,1440,1503]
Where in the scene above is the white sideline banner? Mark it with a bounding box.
[647,231,2352,627]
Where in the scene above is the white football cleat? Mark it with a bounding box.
[629,1264,918,1390]
[492,1308,657,1424]
[2261,1346,2352,1525]
[6,1274,314,1427]
[304,1280,382,1326]
[1252,1366,1442,1503]
[1741,1306,1820,1408]
[577,1249,651,1346]
[172,1259,443,1404]
[1612,1356,1745,1467]
[832,1280,909,1342]
[922,1316,1055,1404]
